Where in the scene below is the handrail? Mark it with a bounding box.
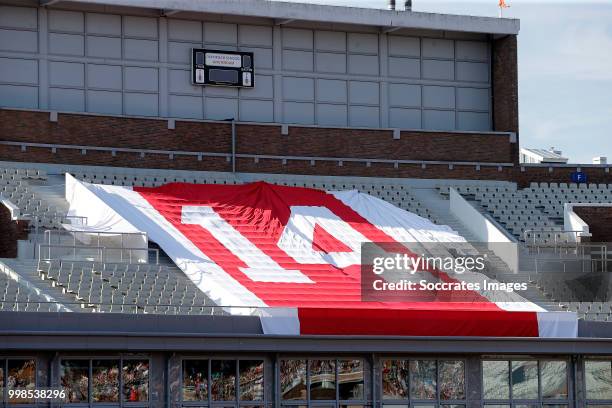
[38,244,158,264]
[523,229,584,247]
[0,299,261,315]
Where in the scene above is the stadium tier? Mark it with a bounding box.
[1,0,612,406]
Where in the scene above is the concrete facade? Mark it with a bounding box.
[0,1,510,132]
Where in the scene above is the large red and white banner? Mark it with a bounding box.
[65,175,577,337]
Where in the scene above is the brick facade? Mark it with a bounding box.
[0,204,29,258]
[0,109,516,181]
[516,166,612,187]
[2,108,611,185]
[573,207,612,242]
[492,35,520,164]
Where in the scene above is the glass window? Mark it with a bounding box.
[410,360,436,400]
[382,360,409,400]
[92,360,119,403]
[211,360,236,401]
[122,360,149,402]
[239,360,264,401]
[483,361,510,400]
[61,360,89,403]
[439,361,465,400]
[281,359,307,401]
[586,361,612,400]
[541,361,568,399]
[183,360,208,402]
[310,359,336,400]
[338,359,364,400]
[7,359,36,404]
[512,361,538,400]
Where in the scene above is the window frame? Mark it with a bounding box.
[379,358,467,407]
[0,357,38,408]
[481,357,572,408]
[583,358,612,405]
[58,355,150,407]
[278,356,369,407]
[179,357,267,407]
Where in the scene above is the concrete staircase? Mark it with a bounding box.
[410,187,564,311]
[0,258,77,311]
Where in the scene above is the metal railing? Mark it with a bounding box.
[38,244,159,264]
[523,229,585,248]
[0,300,249,315]
[43,229,147,248]
[530,256,611,274]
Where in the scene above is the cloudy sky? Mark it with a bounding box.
[282,0,612,163]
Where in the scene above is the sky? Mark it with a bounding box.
[281,0,612,163]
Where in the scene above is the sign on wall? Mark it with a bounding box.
[191,49,254,88]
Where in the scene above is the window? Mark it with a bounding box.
[338,359,364,400]
[585,360,612,400]
[239,360,264,401]
[211,360,236,401]
[7,359,36,405]
[92,360,119,403]
[310,360,336,400]
[61,360,89,403]
[382,359,465,406]
[59,358,143,405]
[180,359,265,406]
[482,359,569,407]
[183,360,208,401]
[280,358,365,406]
[280,359,307,401]
[122,360,149,402]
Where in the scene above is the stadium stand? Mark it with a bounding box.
[0,0,610,406]
[0,162,609,321]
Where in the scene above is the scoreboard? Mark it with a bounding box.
[191,49,254,88]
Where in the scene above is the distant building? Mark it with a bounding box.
[520,147,569,164]
[593,156,608,165]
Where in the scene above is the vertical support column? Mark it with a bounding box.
[466,356,483,408]
[379,32,389,128]
[38,7,49,110]
[492,35,519,164]
[159,17,169,118]
[272,25,283,123]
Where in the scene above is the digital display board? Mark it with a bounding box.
[191,49,254,88]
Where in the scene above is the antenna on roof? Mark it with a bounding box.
[405,0,412,11]
[388,0,396,10]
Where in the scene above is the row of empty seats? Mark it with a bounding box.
[0,167,66,229]
[36,259,217,315]
[0,278,60,312]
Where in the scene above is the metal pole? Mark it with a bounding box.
[231,118,236,173]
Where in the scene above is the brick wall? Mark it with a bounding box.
[573,207,612,242]
[0,109,516,180]
[1,109,612,185]
[516,166,612,187]
[492,35,520,164]
[0,205,29,258]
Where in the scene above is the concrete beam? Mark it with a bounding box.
[382,26,401,33]
[62,0,520,35]
[274,18,295,25]
[161,9,181,16]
